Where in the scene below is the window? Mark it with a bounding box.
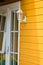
[0,1,20,65]
[10,12,18,65]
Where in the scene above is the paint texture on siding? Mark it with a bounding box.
[20,0,43,65]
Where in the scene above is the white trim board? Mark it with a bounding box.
[0,1,20,16]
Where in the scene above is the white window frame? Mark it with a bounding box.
[0,1,20,65]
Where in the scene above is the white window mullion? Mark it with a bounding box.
[10,52,18,54]
[11,31,18,33]
[5,10,12,65]
[13,11,15,65]
[18,19,20,65]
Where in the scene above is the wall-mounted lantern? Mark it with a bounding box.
[16,8,26,22]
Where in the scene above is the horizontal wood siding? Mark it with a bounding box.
[20,0,43,65]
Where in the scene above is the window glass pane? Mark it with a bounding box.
[0,54,5,65]
[0,16,1,27]
[0,32,4,50]
[11,12,14,31]
[2,54,5,65]
[15,13,18,31]
[11,32,18,52]
[0,54,1,65]
[0,16,6,31]
[1,16,6,31]
[11,12,18,31]
[10,54,18,65]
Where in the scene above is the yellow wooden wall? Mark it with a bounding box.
[20,0,43,65]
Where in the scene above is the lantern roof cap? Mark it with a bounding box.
[16,9,23,13]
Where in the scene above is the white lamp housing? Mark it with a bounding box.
[16,9,26,22]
